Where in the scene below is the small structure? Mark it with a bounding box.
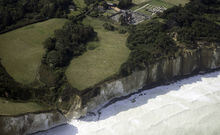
[107,2,117,7]
[146,5,167,14]
[112,7,121,12]
[111,10,150,25]
[100,2,152,25]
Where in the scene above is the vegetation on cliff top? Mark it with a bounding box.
[120,0,220,76]
[0,98,49,116]
[42,20,97,68]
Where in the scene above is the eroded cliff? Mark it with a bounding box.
[66,46,220,118]
[1,46,220,135]
[0,110,66,135]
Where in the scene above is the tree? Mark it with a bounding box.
[118,0,132,9]
[119,15,127,25]
[44,21,97,67]
[0,0,72,32]
[103,23,115,31]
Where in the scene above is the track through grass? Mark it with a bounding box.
[66,17,130,91]
[0,19,67,84]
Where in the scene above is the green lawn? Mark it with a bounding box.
[133,0,151,5]
[0,98,49,115]
[106,0,119,5]
[0,19,67,84]
[148,0,174,8]
[65,17,130,91]
[162,0,189,6]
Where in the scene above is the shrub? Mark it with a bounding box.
[118,28,127,34]
[103,23,115,31]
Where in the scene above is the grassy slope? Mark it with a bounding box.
[66,17,130,90]
[0,98,49,115]
[148,0,174,8]
[0,19,67,84]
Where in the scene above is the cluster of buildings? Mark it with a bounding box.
[111,10,150,25]
[105,3,150,25]
[98,2,167,25]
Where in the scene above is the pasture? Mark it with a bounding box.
[163,0,189,6]
[0,19,67,84]
[66,17,130,91]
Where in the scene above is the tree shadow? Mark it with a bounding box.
[32,124,78,135]
[80,70,220,121]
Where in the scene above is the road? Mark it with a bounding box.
[134,4,149,12]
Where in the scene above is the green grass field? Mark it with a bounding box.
[65,17,130,90]
[106,0,119,5]
[133,0,151,5]
[0,98,49,115]
[148,0,174,8]
[0,19,67,84]
[162,0,189,6]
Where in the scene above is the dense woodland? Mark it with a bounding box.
[161,0,220,45]
[0,0,72,33]
[43,21,97,68]
[84,0,103,5]
[118,0,132,9]
[120,0,220,76]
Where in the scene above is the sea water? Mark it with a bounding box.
[35,71,220,135]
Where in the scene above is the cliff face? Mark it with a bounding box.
[0,111,66,135]
[1,46,219,135]
[66,46,220,118]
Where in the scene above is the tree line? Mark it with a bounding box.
[161,0,220,45]
[0,0,72,33]
[120,0,220,76]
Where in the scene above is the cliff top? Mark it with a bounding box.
[0,98,50,116]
